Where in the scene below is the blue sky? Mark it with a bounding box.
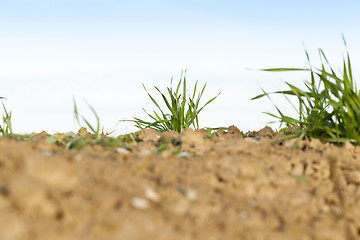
[1,0,360,134]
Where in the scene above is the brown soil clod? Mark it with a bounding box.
[248,126,274,140]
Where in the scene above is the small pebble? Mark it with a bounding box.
[185,189,197,201]
[117,147,130,155]
[176,152,191,158]
[131,197,149,210]
[145,188,160,202]
[177,185,186,194]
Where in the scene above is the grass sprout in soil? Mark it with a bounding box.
[127,70,221,133]
[252,37,360,145]
[0,100,12,137]
[43,99,122,150]
[73,98,114,140]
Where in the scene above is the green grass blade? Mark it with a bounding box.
[142,83,167,116]
[197,91,221,114]
[84,100,100,137]
[73,98,81,127]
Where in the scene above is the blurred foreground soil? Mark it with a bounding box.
[0,126,360,240]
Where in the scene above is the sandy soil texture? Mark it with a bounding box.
[0,126,360,240]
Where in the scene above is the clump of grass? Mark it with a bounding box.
[252,37,360,145]
[0,100,13,137]
[130,70,220,133]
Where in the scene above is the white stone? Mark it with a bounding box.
[131,197,150,210]
[144,188,160,202]
[185,189,197,201]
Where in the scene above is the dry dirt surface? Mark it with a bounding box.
[1,126,360,240]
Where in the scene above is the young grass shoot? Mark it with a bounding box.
[73,98,113,140]
[0,100,13,137]
[130,70,220,133]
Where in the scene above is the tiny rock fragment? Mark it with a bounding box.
[185,189,197,201]
[176,151,191,158]
[117,147,130,155]
[144,188,160,202]
[131,197,150,210]
[177,184,186,194]
[177,185,197,201]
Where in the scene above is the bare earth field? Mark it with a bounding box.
[1,126,360,240]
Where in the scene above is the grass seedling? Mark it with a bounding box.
[46,98,120,150]
[130,70,220,133]
[73,98,112,140]
[252,37,360,145]
[0,101,13,137]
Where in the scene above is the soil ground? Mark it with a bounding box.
[1,126,360,240]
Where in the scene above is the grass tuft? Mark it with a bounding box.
[73,98,113,140]
[0,100,13,137]
[128,70,220,133]
[252,37,360,145]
